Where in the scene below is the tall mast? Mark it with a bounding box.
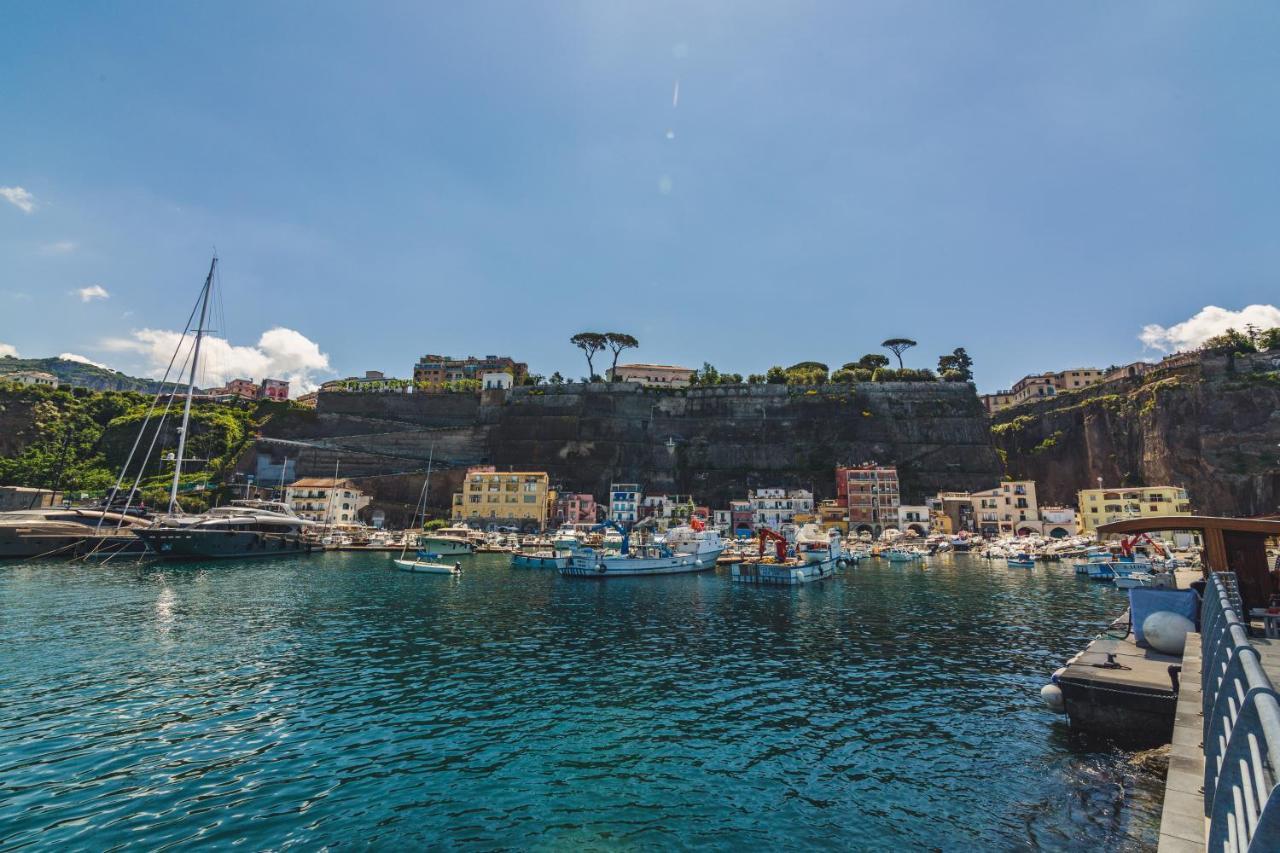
[169,255,216,514]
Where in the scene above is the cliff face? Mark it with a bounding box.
[993,353,1280,516]
[260,382,1004,512]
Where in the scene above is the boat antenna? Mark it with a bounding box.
[168,255,215,514]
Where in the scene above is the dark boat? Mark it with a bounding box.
[134,500,315,560]
[0,508,151,559]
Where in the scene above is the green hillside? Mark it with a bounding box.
[0,356,169,393]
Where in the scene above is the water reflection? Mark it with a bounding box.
[0,552,1161,849]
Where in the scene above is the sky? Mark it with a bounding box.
[2,2,1280,394]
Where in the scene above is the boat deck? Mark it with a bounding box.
[731,558,838,586]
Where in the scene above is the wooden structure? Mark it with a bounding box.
[1097,515,1280,610]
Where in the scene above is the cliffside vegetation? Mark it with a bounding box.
[0,355,168,393]
[0,381,299,511]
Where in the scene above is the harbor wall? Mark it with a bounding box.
[261,381,1004,515]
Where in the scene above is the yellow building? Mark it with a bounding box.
[451,470,551,530]
[1076,486,1192,533]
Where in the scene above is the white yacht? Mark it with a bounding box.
[794,523,840,565]
[417,526,475,557]
[550,525,584,552]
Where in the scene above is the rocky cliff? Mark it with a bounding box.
[992,353,1280,516]
[258,381,1004,516]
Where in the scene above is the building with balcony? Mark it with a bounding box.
[413,354,527,387]
[1076,486,1192,533]
[285,477,370,525]
[748,488,814,529]
[898,505,931,535]
[609,483,642,524]
[451,469,551,530]
[553,492,597,526]
[838,465,901,535]
[969,480,1040,537]
[606,363,695,387]
[980,368,1106,415]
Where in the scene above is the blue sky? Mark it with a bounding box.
[2,2,1279,393]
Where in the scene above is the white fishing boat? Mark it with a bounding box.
[510,550,570,569]
[562,522,724,577]
[881,547,923,563]
[794,523,840,564]
[393,557,461,574]
[550,525,584,551]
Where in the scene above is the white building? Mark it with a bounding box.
[748,488,814,529]
[897,504,931,535]
[285,477,371,525]
[609,483,641,524]
[482,371,514,390]
[10,371,59,389]
[1040,506,1078,539]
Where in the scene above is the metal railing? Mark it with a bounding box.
[1201,572,1280,851]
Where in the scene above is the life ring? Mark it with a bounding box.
[596,562,608,574]
[836,558,849,568]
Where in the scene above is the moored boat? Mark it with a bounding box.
[0,507,152,559]
[393,557,461,574]
[418,526,475,557]
[511,550,569,569]
[134,500,315,559]
[561,522,723,577]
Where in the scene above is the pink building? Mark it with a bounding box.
[223,378,259,399]
[554,493,597,525]
[259,378,290,401]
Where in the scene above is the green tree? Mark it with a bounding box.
[936,347,974,381]
[831,368,855,383]
[603,332,639,380]
[746,373,766,385]
[549,371,565,385]
[849,354,889,371]
[881,338,917,369]
[521,373,543,386]
[570,332,608,380]
[1200,328,1256,355]
[1256,327,1280,351]
[719,372,743,384]
[765,366,788,384]
[694,362,721,386]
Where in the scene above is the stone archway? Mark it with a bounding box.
[1049,527,1069,539]
[907,523,927,536]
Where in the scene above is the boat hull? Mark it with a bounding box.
[511,553,569,569]
[732,557,839,585]
[393,558,459,574]
[135,529,313,560]
[561,547,723,577]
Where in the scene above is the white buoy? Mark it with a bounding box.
[1041,683,1066,713]
[1143,611,1194,655]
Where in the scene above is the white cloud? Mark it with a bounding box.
[40,240,77,255]
[76,284,110,302]
[1141,304,1280,352]
[0,343,17,358]
[58,352,111,369]
[0,186,35,213]
[103,326,332,395]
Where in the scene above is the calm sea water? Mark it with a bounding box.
[0,552,1163,850]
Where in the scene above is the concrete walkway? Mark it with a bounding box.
[1157,628,1280,851]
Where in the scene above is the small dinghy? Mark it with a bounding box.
[393,558,461,575]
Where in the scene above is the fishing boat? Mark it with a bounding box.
[731,557,838,585]
[1006,553,1036,569]
[794,523,840,564]
[561,521,723,577]
[135,500,315,559]
[882,547,923,563]
[393,557,461,574]
[510,550,570,569]
[550,525,584,552]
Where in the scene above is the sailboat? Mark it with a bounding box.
[392,444,460,575]
[133,257,316,560]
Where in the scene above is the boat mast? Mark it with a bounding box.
[168,255,216,514]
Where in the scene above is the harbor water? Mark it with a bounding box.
[1,553,1164,849]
